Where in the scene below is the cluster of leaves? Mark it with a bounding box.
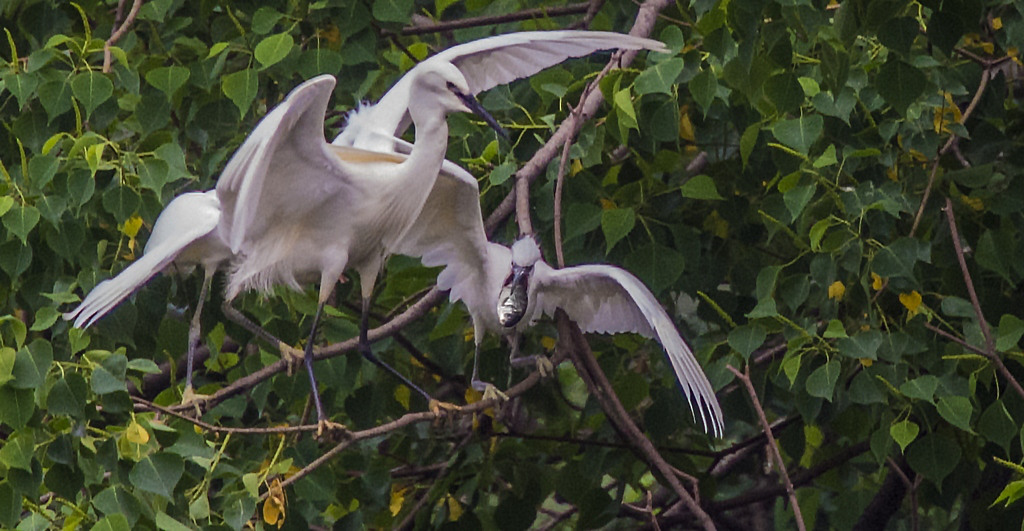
[0,0,1023,528]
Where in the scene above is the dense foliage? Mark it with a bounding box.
[1,0,1023,528]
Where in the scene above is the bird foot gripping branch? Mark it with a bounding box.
[180,386,211,417]
[428,399,463,417]
[316,419,350,440]
[278,341,306,376]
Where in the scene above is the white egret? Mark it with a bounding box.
[333,30,669,151]
[215,69,504,428]
[392,173,725,437]
[63,190,231,402]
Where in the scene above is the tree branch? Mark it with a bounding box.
[103,0,143,73]
[398,3,592,36]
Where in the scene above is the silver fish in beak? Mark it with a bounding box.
[497,264,531,327]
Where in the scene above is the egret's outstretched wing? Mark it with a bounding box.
[532,262,724,437]
[335,31,668,150]
[216,74,358,252]
[64,192,222,329]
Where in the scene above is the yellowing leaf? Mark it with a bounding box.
[828,281,846,301]
[886,165,899,181]
[540,336,556,351]
[679,107,696,142]
[991,17,1002,30]
[321,23,341,45]
[599,198,616,210]
[962,196,984,211]
[389,484,408,516]
[570,159,582,176]
[464,387,482,404]
[933,93,962,134]
[120,214,143,238]
[447,494,463,521]
[263,478,286,528]
[899,291,922,317]
[703,210,729,239]
[859,358,874,367]
[463,327,474,343]
[125,419,150,444]
[871,272,884,290]
[394,385,410,410]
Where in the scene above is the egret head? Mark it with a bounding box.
[412,62,507,138]
[497,237,541,327]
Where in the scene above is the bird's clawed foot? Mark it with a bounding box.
[428,399,462,417]
[279,341,305,376]
[510,354,554,379]
[180,386,211,417]
[472,380,509,403]
[316,419,349,440]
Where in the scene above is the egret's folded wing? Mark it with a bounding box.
[335,31,668,149]
[534,262,724,437]
[64,192,221,329]
[216,75,354,252]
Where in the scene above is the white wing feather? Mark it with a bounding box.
[216,74,358,253]
[335,31,668,150]
[532,262,724,437]
[64,191,223,329]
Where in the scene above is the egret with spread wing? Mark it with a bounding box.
[63,190,231,403]
[393,173,725,437]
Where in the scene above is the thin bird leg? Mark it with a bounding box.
[221,300,304,373]
[181,269,213,406]
[508,333,554,377]
[471,341,507,402]
[303,301,328,423]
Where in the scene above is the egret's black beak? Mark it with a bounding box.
[497,264,531,327]
[453,86,508,139]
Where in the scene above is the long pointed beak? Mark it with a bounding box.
[497,265,530,327]
[455,89,509,139]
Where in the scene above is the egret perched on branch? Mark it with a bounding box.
[217,31,668,430]
[63,190,231,403]
[393,174,725,437]
[216,69,504,429]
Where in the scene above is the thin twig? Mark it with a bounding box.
[727,364,806,531]
[552,123,574,267]
[885,457,920,531]
[398,3,592,36]
[943,198,995,354]
[556,309,716,530]
[515,171,534,235]
[103,0,143,73]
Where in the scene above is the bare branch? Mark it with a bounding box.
[727,364,805,531]
[103,0,143,73]
[398,3,592,36]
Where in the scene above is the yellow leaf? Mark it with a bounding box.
[827,281,845,301]
[540,336,556,351]
[447,494,463,521]
[120,214,143,238]
[464,387,482,404]
[125,420,149,444]
[263,478,286,528]
[570,159,582,176]
[394,385,410,410]
[871,272,884,291]
[886,165,898,181]
[899,290,922,317]
[679,107,696,142]
[599,198,616,210]
[992,17,1002,30]
[389,484,408,517]
[859,358,874,367]
[321,23,341,45]
[463,326,474,343]
[703,210,729,239]
[962,196,984,211]
[933,93,962,134]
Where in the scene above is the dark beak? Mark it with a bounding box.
[497,265,531,327]
[454,88,509,139]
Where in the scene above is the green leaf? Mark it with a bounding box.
[28,154,59,189]
[601,208,635,253]
[900,375,938,402]
[680,175,724,200]
[740,122,759,169]
[906,432,961,486]
[837,330,883,360]
[564,203,602,242]
[101,185,140,222]
[764,73,804,114]
[489,161,515,186]
[10,343,51,389]
[806,358,841,401]
[849,370,884,404]
[129,453,184,498]
[372,0,413,22]
[30,306,60,331]
[222,68,259,118]
[155,512,192,531]
[783,182,816,220]
[979,401,1016,454]
[0,430,33,470]
[137,158,170,194]
[3,203,40,244]
[872,237,929,280]
[823,319,847,338]
[0,387,34,429]
[992,480,1024,508]
[38,79,73,121]
[613,88,638,133]
[728,324,766,360]
[254,33,294,69]
[890,420,919,452]
[772,115,823,155]
[622,242,685,293]
[2,71,38,110]
[689,69,717,115]
[997,314,1024,352]
[878,17,920,55]
[71,71,113,118]
[91,514,131,531]
[127,358,162,374]
[251,6,284,34]
[876,59,926,116]
[0,197,13,217]
[635,57,685,95]
[145,66,190,98]
[936,396,974,433]
[47,372,88,418]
